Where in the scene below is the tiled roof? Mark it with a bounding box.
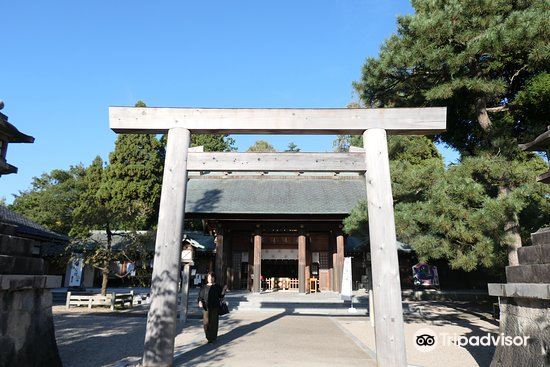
[346,235,412,253]
[184,232,216,252]
[0,205,68,242]
[185,176,367,215]
[0,112,35,143]
[81,230,215,252]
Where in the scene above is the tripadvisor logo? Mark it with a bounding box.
[413,327,530,352]
[414,328,437,352]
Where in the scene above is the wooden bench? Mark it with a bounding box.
[66,291,134,310]
[113,291,134,309]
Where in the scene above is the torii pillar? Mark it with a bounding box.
[142,127,190,367]
[363,128,407,366]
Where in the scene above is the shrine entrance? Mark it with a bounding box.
[262,260,298,278]
[262,234,299,290]
[195,218,349,294]
[109,106,446,367]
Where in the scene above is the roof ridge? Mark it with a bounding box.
[0,205,68,242]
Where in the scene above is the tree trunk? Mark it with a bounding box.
[476,97,492,132]
[101,262,109,296]
[100,224,113,296]
[498,186,522,266]
[477,97,521,264]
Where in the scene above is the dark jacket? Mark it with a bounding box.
[198,283,224,311]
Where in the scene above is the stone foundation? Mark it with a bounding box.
[0,225,62,367]
[0,289,62,367]
[490,298,550,366]
[489,227,550,366]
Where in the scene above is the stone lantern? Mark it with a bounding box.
[0,101,34,176]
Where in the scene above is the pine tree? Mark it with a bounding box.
[344,138,548,271]
[285,142,300,152]
[343,136,444,246]
[353,0,550,265]
[104,101,164,230]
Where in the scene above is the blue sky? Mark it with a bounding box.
[1,1,459,203]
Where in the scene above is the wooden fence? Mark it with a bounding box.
[263,277,299,291]
[65,291,134,310]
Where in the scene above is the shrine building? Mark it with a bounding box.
[185,170,368,293]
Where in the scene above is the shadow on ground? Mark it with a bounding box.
[54,299,496,367]
[405,301,499,366]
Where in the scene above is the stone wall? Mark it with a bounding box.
[489,227,550,366]
[0,224,62,367]
[0,289,61,367]
[490,298,550,366]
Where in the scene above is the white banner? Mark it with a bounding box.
[68,257,84,287]
[312,252,320,263]
[341,257,353,300]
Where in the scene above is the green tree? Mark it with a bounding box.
[400,155,547,271]
[344,136,444,245]
[104,101,164,230]
[159,131,236,156]
[353,0,550,266]
[333,135,363,152]
[285,142,300,152]
[70,156,115,295]
[11,166,86,235]
[70,97,166,294]
[354,0,548,149]
[333,102,364,152]
[344,139,548,272]
[247,140,276,152]
[191,134,236,152]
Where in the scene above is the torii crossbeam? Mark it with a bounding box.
[109,106,446,367]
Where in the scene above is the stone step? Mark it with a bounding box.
[531,228,550,247]
[232,298,359,304]
[0,254,44,275]
[232,306,369,315]
[52,291,67,304]
[233,301,360,308]
[518,244,550,265]
[506,264,550,283]
[0,234,34,256]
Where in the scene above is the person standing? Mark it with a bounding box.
[197,272,226,343]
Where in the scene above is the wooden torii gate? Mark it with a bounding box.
[109,107,446,367]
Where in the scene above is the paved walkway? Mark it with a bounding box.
[54,311,376,367]
[53,295,498,367]
[333,301,498,367]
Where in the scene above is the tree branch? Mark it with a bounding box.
[510,65,527,86]
[476,97,492,132]
[486,105,509,113]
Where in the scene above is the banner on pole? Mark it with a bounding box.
[68,257,84,287]
[341,257,353,300]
